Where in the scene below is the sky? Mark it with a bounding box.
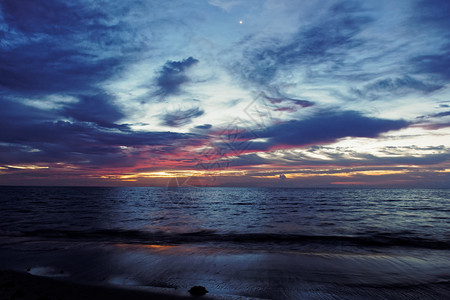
[0,0,449,187]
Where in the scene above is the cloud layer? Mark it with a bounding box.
[0,0,449,186]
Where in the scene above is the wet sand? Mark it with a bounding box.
[1,266,449,300]
[1,242,449,299]
[0,269,216,300]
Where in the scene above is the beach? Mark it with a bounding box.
[0,187,449,299]
[1,241,449,299]
[0,269,202,300]
[1,253,449,300]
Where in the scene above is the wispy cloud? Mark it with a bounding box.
[352,76,442,100]
[160,107,205,127]
[238,1,372,86]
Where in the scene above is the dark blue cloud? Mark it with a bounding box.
[264,111,408,146]
[160,107,204,127]
[208,110,409,155]
[0,42,123,95]
[62,93,125,129]
[410,51,450,81]
[408,0,450,81]
[195,124,212,130]
[417,107,450,120]
[1,0,111,35]
[0,0,193,167]
[243,110,409,150]
[1,0,139,44]
[420,110,450,119]
[432,111,450,118]
[414,0,450,34]
[0,98,205,165]
[0,1,209,168]
[155,57,199,96]
[262,92,314,108]
[0,0,141,95]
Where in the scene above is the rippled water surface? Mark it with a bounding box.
[1,187,448,250]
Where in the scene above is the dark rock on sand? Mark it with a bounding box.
[188,286,208,296]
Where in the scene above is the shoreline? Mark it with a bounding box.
[1,241,450,300]
[2,267,450,300]
[0,269,218,300]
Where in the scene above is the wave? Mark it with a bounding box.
[2,228,449,250]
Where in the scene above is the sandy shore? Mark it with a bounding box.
[2,267,450,300]
[1,241,450,299]
[0,269,215,300]
[2,261,450,300]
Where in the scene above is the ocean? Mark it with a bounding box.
[0,187,449,299]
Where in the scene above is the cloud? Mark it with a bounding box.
[160,107,204,127]
[195,124,212,130]
[352,76,442,100]
[249,110,409,150]
[0,42,123,95]
[221,146,450,170]
[62,93,125,128]
[261,92,314,108]
[0,0,144,96]
[222,153,271,168]
[208,0,240,12]
[155,57,199,97]
[418,110,450,119]
[206,110,409,156]
[414,0,450,34]
[410,51,450,81]
[419,122,450,130]
[431,111,450,118]
[240,1,373,85]
[2,0,86,34]
[416,109,450,129]
[0,97,206,166]
[1,0,449,186]
[261,92,314,113]
[400,1,450,83]
[0,1,208,170]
